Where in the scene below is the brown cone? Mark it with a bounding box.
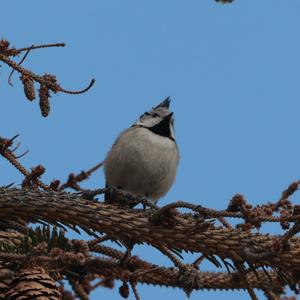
[0,266,14,299]
[5,267,61,300]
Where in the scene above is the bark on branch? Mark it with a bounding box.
[0,187,299,273]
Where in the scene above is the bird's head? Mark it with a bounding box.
[134,97,176,141]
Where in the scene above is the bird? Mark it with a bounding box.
[104,97,179,207]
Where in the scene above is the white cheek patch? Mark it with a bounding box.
[134,117,161,128]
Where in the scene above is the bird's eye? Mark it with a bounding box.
[152,112,159,117]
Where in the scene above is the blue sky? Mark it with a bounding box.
[1,1,300,299]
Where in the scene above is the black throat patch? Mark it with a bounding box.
[148,117,174,141]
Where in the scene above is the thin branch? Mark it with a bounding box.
[280,222,300,248]
[14,42,66,54]
[58,78,96,95]
[59,161,103,191]
[0,40,95,117]
[130,282,141,300]
[0,136,49,190]
[8,45,33,86]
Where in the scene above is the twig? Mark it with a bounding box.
[155,245,187,270]
[15,42,66,54]
[130,281,141,300]
[193,255,205,268]
[88,234,110,248]
[58,78,95,95]
[15,150,29,159]
[217,216,232,228]
[280,222,300,248]
[8,45,33,86]
[68,278,89,300]
[0,136,49,190]
[59,162,103,191]
[235,262,259,300]
[275,181,300,210]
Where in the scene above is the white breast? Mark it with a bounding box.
[104,127,179,201]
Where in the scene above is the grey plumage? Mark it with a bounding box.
[104,97,179,205]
